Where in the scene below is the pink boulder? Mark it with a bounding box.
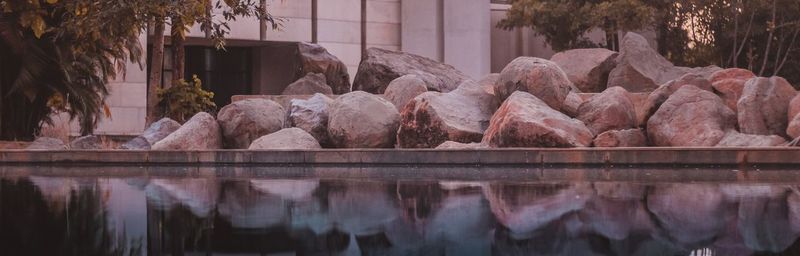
[647,85,737,147]
[737,77,798,136]
[576,86,636,135]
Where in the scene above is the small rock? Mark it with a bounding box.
[576,86,637,135]
[494,57,573,111]
[26,137,67,150]
[152,112,222,150]
[287,93,334,147]
[435,141,488,149]
[647,85,736,146]
[328,91,400,148]
[353,48,471,93]
[248,128,322,150]
[217,99,285,149]
[383,74,428,111]
[282,73,333,95]
[550,48,618,93]
[397,81,498,148]
[593,129,647,147]
[70,135,102,150]
[483,91,593,148]
[737,77,798,136]
[716,131,786,147]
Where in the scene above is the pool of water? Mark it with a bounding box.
[2,166,800,255]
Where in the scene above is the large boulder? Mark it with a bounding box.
[352,47,471,93]
[789,95,800,139]
[217,99,285,149]
[397,82,498,148]
[26,137,67,150]
[152,112,222,150]
[383,74,428,111]
[70,135,102,150]
[287,93,334,147]
[297,42,351,94]
[328,91,400,148]
[607,32,720,92]
[647,85,737,147]
[737,77,798,136]
[482,91,593,148]
[716,131,786,147]
[638,73,713,126]
[120,118,181,150]
[248,128,322,150]
[576,86,636,135]
[494,57,573,111]
[281,73,333,95]
[550,48,618,93]
[593,129,647,147]
[710,68,756,83]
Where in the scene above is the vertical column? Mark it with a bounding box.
[401,0,443,61]
[361,0,367,58]
[443,0,491,79]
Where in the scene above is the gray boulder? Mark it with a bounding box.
[70,135,102,150]
[576,86,636,135]
[248,128,322,150]
[217,99,285,149]
[483,91,593,148]
[738,77,798,136]
[383,74,428,111]
[397,81,498,148]
[297,42,351,94]
[152,112,222,150]
[26,137,67,150]
[353,47,471,94]
[647,85,736,147]
[494,57,573,111]
[608,32,720,92]
[716,131,786,147]
[281,73,333,95]
[328,91,400,148]
[121,118,181,150]
[550,48,618,93]
[287,93,334,147]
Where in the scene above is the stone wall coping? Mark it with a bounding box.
[0,148,797,167]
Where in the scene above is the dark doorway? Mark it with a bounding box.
[185,46,253,107]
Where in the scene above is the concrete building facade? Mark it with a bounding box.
[82,0,592,136]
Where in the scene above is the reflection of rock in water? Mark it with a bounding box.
[327,181,400,236]
[145,178,219,218]
[647,184,734,250]
[737,192,799,252]
[483,183,594,236]
[250,179,319,200]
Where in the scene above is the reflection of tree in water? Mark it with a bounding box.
[0,178,143,255]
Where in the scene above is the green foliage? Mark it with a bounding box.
[157,75,216,123]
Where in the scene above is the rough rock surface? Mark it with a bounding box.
[593,129,647,147]
[248,128,322,150]
[576,86,636,135]
[737,77,798,136]
[281,73,333,95]
[217,99,285,149]
[789,95,800,139]
[435,141,488,149]
[482,91,593,148]
[562,92,584,118]
[26,137,67,150]
[713,79,747,112]
[297,42,351,94]
[287,93,334,147]
[494,57,573,111]
[638,73,713,126]
[383,74,428,111]
[608,32,720,92]
[152,112,222,150]
[121,118,181,150]
[710,68,756,83]
[550,48,618,93]
[647,85,737,147]
[353,48,471,93]
[397,81,498,148]
[70,135,102,150]
[328,91,400,148]
[716,131,786,147]
[478,73,499,96]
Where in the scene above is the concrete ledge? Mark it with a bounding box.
[0,148,798,167]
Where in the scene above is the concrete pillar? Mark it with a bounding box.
[443,0,491,80]
[401,0,443,61]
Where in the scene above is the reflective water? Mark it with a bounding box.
[2,167,800,255]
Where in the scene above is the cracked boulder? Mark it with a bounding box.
[550,48,617,93]
[647,85,736,147]
[353,48,471,93]
[494,57,573,111]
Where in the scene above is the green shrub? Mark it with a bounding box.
[157,75,216,123]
